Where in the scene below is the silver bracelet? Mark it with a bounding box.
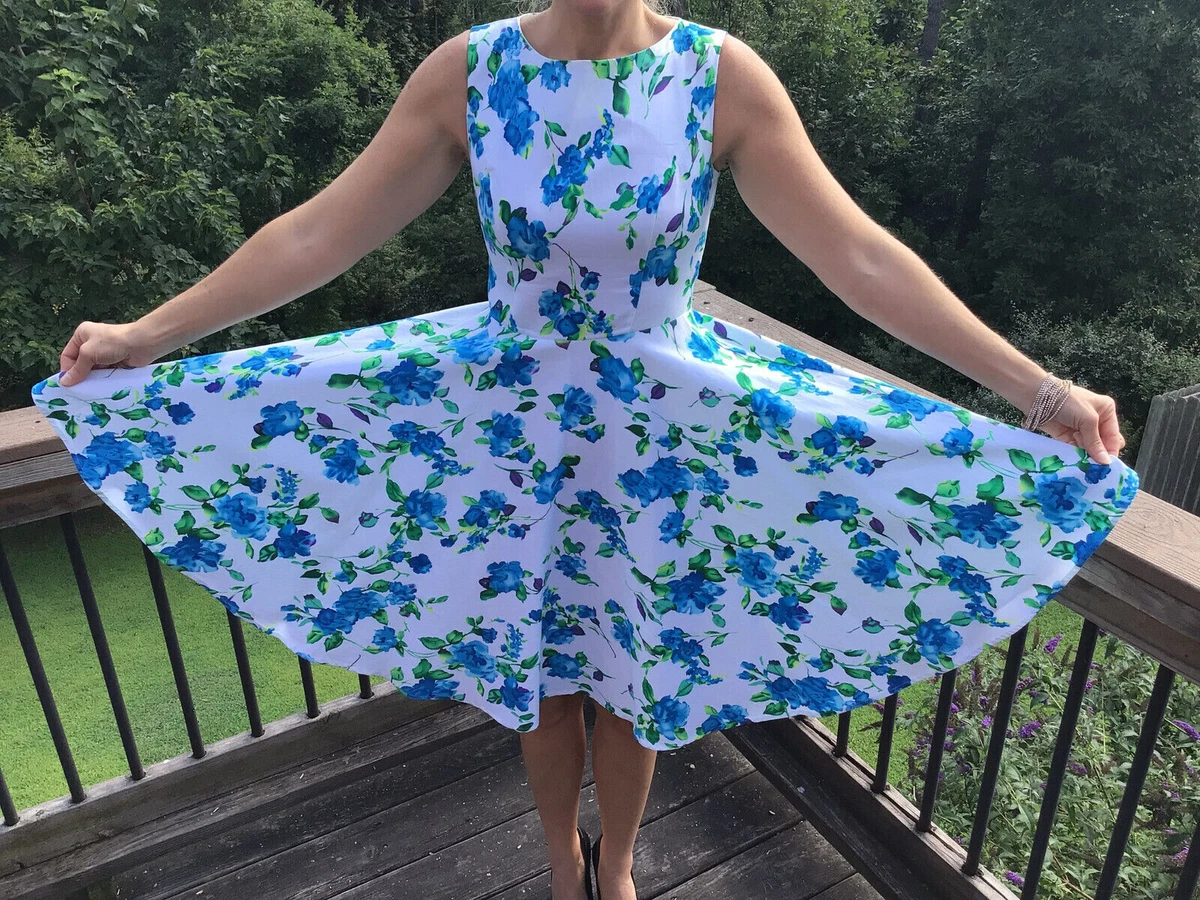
[1020,375,1072,431]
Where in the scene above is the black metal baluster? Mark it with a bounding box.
[225,612,263,737]
[358,674,373,699]
[142,547,205,758]
[0,763,18,826]
[0,536,85,802]
[918,668,958,831]
[298,657,320,718]
[59,514,144,780]
[834,711,851,757]
[1021,618,1100,899]
[1172,816,1200,900]
[1095,663,1176,899]
[872,692,899,792]
[964,624,1029,875]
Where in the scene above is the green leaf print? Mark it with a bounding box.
[613,82,630,116]
[1009,448,1037,471]
[607,144,631,167]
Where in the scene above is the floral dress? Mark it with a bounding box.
[31,16,1139,750]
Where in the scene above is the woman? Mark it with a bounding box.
[35,3,1136,899]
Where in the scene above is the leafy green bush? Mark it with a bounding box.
[897,624,1200,899]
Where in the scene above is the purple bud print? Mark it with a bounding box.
[650,382,667,399]
[1044,633,1062,653]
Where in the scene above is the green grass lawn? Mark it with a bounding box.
[0,506,1084,811]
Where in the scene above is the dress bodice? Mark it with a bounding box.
[466,16,726,339]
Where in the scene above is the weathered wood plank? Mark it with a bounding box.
[813,873,890,900]
[0,408,61,466]
[665,821,855,899]
[337,768,798,900]
[179,729,755,900]
[0,688,469,895]
[118,722,527,900]
[725,722,940,900]
[0,473,102,528]
[752,717,1018,900]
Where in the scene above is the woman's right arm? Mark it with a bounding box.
[58,30,471,386]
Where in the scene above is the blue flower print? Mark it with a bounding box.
[691,83,715,113]
[643,244,677,283]
[450,330,496,365]
[698,468,728,494]
[618,456,695,507]
[733,455,757,476]
[489,59,539,155]
[404,677,460,701]
[71,433,141,488]
[665,571,725,613]
[688,329,720,361]
[482,412,524,456]
[1085,462,1112,484]
[1072,529,1107,566]
[261,400,304,437]
[324,439,364,485]
[652,696,690,733]
[555,385,596,430]
[411,431,445,457]
[580,269,600,291]
[501,674,533,712]
[167,402,194,425]
[854,547,901,590]
[596,354,639,402]
[492,26,523,57]
[333,587,387,624]
[811,491,860,522]
[636,174,667,213]
[882,388,945,421]
[1022,473,1091,532]
[486,560,524,593]
[833,416,867,441]
[942,427,974,457]
[493,344,539,387]
[143,432,176,459]
[506,211,550,260]
[700,703,748,734]
[672,22,708,52]
[273,521,316,558]
[125,482,152,512]
[534,463,569,503]
[214,493,269,540]
[749,388,795,438]
[915,619,963,665]
[450,640,499,681]
[659,509,686,542]
[162,536,225,573]
[539,60,570,91]
[379,359,443,405]
[948,503,1020,548]
[733,547,778,597]
[768,595,812,630]
[548,653,583,679]
[405,489,446,528]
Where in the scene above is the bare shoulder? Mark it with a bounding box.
[712,32,792,171]
[399,28,472,159]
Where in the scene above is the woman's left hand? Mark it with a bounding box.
[1039,385,1127,465]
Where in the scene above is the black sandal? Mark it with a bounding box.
[551,825,594,900]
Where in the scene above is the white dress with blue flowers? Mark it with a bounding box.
[31,16,1139,749]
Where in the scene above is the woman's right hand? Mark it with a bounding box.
[58,320,163,387]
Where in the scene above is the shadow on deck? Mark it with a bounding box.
[106,703,881,900]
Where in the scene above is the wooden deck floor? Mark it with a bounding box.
[105,706,887,900]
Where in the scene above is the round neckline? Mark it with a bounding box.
[514,14,682,64]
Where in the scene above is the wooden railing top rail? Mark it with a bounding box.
[2,282,1199,665]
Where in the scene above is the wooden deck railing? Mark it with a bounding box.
[1,280,1198,900]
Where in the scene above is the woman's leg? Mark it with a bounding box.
[519,692,588,900]
[591,703,657,900]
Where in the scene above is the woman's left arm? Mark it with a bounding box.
[712,35,1124,464]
